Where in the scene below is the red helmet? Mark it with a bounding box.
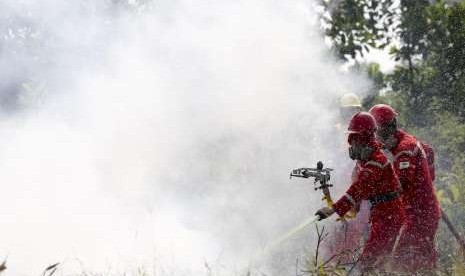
[368,104,398,126]
[347,112,377,135]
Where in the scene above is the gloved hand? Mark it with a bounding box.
[315,207,335,221]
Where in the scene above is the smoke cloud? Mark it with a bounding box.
[0,0,371,275]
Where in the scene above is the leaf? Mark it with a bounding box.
[44,263,59,271]
[318,263,327,276]
[453,255,465,275]
[449,184,461,202]
[0,259,6,272]
[436,189,452,205]
[42,263,59,276]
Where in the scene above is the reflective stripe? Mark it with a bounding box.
[392,224,406,254]
[366,160,389,168]
[400,141,428,164]
[395,150,414,159]
[383,139,428,172]
[413,142,419,155]
[382,149,395,163]
[395,141,426,159]
[395,176,403,192]
[345,193,356,206]
[415,141,427,158]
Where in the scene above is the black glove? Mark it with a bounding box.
[315,207,334,220]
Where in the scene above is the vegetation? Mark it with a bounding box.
[1,0,464,275]
[320,0,465,274]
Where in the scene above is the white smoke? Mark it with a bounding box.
[0,0,371,275]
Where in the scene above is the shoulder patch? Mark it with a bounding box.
[399,161,410,169]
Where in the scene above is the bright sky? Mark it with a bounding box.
[339,48,397,74]
[363,47,397,73]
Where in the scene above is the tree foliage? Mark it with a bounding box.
[320,0,397,59]
[322,0,465,272]
[323,0,465,125]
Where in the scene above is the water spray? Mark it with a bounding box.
[244,161,348,271]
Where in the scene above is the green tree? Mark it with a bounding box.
[321,0,465,272]
[320,0,396,60]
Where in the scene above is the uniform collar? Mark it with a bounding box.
[395,129,407,140]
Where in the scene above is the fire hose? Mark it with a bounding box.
[249,161,465,270]
[246,162,339,266]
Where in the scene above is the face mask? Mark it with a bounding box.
[349,144,374,161]
[349,146,358,160]
[382,135,398,149]
[376,121,397,148]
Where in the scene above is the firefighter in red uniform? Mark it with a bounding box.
[324,93,370,264]
[316,112,405,272]
[369,104,441,271]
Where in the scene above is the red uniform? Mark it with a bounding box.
[421,142,435,181]
[384,130,441,270]
[323,141,370,263]
[333,143,405,270]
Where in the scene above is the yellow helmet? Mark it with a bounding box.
[340,93,362,108]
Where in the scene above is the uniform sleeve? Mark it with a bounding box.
[422,143,435,181]
[333,167,375,217]
[396,149,420,191]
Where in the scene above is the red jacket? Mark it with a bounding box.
[333,146,403,220]
[383,130,440,270]
[333,143,405,268]
[384,130,440,223]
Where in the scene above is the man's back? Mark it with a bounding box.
[385,130,440,221]
[384,129,440,270]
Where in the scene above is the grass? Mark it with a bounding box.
[1,225,464,276]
